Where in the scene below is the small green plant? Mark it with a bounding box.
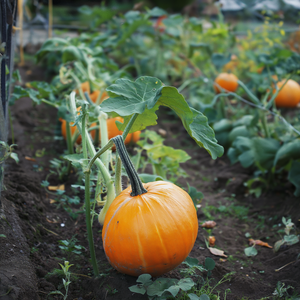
[58,236,85,261]
[47,261,73,300]
[274,217,299,252]
[105,285,118,296]
[0,142,19,191]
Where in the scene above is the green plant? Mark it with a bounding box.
[129,274,195,299]
[63,76,223,277]
[274,217,299,252]
[0,142,19,191]
[47,261,73,300]
[58,236,85,261]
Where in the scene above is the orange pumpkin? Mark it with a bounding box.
[61,115,141,146]
[107,117,141,147]
[214,73,238,94]
[89,90,109,104]
[75,81,90,95]
[273,79,300,108]
[102,137,198,277]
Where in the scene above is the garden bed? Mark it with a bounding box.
[0,62,300,300]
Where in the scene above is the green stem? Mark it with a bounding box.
[122,113,139,141]
[113,135,147,197]
[99,112,109,170]
[8,109,14,144]
[65,121,74,175]
[82,112,99,276]
[260,111,270,138]
[84,171,99,276]
[237,80,260,105]
[115,154,122,196]
[41,99,59,108]
[69,91,115,225]
[70,73,86,100]
[153,163,166,179]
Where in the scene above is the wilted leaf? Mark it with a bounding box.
[25,156,36,162]
[201,221,217,229]
[249,239,273,248]
[208,247,227,257]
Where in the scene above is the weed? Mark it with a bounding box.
[58,236,85,261]
[47,261,73,300]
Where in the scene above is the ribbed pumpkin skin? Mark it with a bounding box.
[273,79,300,108]
[214,73,238,93]
[102,181,198,277]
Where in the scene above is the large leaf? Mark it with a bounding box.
[274,139,300,167]
[102,76,162,115]
[36,38,69,62]
[101,76,224,159]
[288,160,300,197]
[156,88,223,159]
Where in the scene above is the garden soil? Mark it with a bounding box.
[0,62,299,300]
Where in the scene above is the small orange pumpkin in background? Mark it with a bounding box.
[272,79,300,108]
[107,117,141,148]
[102,136,198,277]
[75,81,90,95]
[61,115,141,147]
[89,90,109,104]
[214,73,239,94]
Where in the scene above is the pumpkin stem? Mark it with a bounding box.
[112,135,147,197]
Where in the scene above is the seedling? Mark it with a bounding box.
[58,236,85,261]
[47,261,73,300]
[274,217,299,252]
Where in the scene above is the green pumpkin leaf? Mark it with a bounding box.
[244,247,258,257]
[139,173,165,183]
[147,278,178,297]
[62,45,86,64]
[274,139,300,167]
[64,154,88,169]
[177,278,195,291]
[188,294,201,300]
[199,295,210,300]
[102,77,162,115]
[283,235,299,245]
[9,153,19,163]
[102,76,224,159]
[115,105,159,133]
[136,274,152,285]
[288,160,300,197]
[36,37,69,62]
[128,285,147,295]
[211,53,232,69]
[204,257,215,271]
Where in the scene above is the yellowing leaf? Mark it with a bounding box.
[48,184,65,191]
[25,156,36,162]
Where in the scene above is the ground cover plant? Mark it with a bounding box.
[1,2,300,300]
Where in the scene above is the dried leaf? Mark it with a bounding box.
[50,199,57,204]
[25,156,36,162]
[208,247,227,257]
[48,184,65,191]
[249,239,273,248]
[46,218,59,223]
[209,236,216,247]
[201,221,217,229]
